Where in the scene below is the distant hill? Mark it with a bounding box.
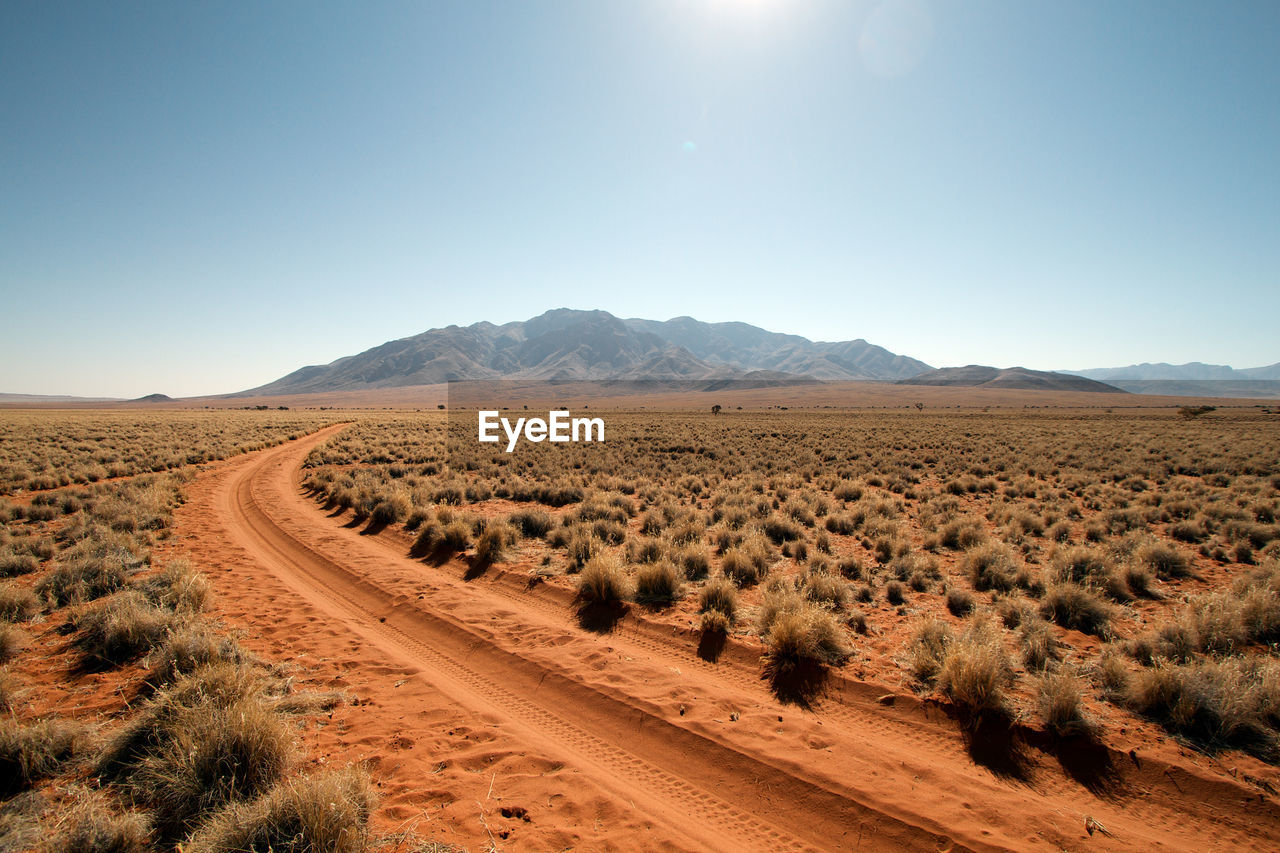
[0,393,122,404]
[898,366,1126,394]
[236,309,932,396]
[1064,361,1280,381]
[129,393,173,403]
[1104,380,1280,399]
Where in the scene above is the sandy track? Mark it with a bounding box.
[178,427,1280,851]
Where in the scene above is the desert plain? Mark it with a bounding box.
[2,386,1279,852]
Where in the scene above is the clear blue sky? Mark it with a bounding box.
[2,0,1277,397]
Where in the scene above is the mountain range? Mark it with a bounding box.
[1062,361,1280,381]
[239,309,933,396]
[232,309,1277,399]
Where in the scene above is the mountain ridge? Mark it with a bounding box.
[1062,361,1280,381]
[898,365,1126,394]
[237,309,933,396]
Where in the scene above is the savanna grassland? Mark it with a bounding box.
[5,404,1280,852]
[0,410,438,852]
[303,408,1280,759]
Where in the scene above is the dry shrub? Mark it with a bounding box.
[1126,657,1280,758]
[945,587,975,617]
[0,717,83,797]
[907,618,953,684]
[634,560,681,607]
[963,543,1020,593]
[937,619,1014,718]
[147,624,246,687]
[760,604,848,676]
[135,559,209,612]
[699,578,738,623]
[73,591,175,669]
[128,696,294,839]
[884,580,906,605]
[186,768,373,853]
[1040,583,1113,636]
[46,789,152,853]
[1038,670,1094,737]
[575,555,629,605]
[0,582,40,622]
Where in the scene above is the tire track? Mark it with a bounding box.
[357,511,1278,847]
[225,430,957,853]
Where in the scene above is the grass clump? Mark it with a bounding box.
[1136,541,1191,579]
[127,696,294,839]
[907,618,953,684]
[937,619,1014,719]
[1126,657,1280,758]
[962,543,1019,593]
[575,555,630,606]
[509,509,554,539]
[45,789,152,853]
[1040,583,1113,636]
[699,578,738,624]
[0,623,23,663]
[759,598,848,676]
[0,582,40,622]
[945,587,975,617]
[146,624,246,687]
[1037,670,1094,738]
[72,591,175,670]
[0,717,83,797]
[36,553,131,607]
[634,560,682,607]
[135,559,209,612]
[186,768,373,853]
[473,523,514,565]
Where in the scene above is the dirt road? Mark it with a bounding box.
[158,426,1280,851]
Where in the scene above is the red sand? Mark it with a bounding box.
[147,426,1280,851]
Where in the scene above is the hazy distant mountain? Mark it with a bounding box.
[1103,380,1280,399]
[623,316,932,380]
[1064,361,1280,381]
[238,309,932,396]
[898,365,1126,393]
[0,393,122,404]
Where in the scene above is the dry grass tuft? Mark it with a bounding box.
[72,591,175,670]
[186,768,373,853]
[0,717,83,797]
[575,555,630,605]
[937,619,1014,718]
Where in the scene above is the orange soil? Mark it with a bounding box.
[147,426,1280,851]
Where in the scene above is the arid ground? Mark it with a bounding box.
[2,403,1279,851]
